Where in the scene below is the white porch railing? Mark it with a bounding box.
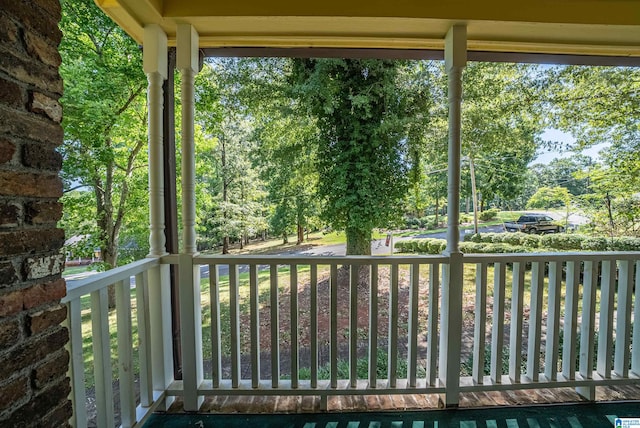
[63,252,640,427]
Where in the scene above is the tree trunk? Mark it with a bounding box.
[222,236,230,254]
[282,233,288,244]
[434,193,440,226]
[346,226,371,255]
[103,243,118,309]
[296,224,304,245]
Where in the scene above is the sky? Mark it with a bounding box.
[533,128,608,165]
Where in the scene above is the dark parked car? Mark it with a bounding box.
[504,214,564,234]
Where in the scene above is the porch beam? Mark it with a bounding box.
[440,24,467,408]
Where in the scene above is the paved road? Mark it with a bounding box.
[65,225,504,283]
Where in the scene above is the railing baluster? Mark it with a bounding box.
[270,264,280,388]
[473,263,487,384]
[545,261,562,381]
[427,263,439,386]
[291,264,299,389]
[598,259,616,378]
[330,264,338,389]
[526,262,544,382]
[577,260,598,400]
[563,261,579,380]
[115,279,135,427]
[491,262,506,383]
[632,260,640,376]
[509,262,524,382]
[615,259,634,377]
[369,264,379,388]
[388,263,399,388]
[66,298,87,428]
[210,264,222,388]
[407,262,420,387]
[229,264,240,388]
[349,263,358,388]
[249,264,260,388]
[91,286,114,428]
[135,270,153,407]
[310,264,319,388]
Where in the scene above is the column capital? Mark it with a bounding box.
[143,24,168,79]
[445,25,467,72]
[177,24,199,72]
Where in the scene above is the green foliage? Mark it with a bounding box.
[464,232,640,252]
[291,59,412,254]
[479,208,499,221]
[59,0,148,268]
[527,186,571,210]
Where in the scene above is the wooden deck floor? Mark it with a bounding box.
[166,384,640,414]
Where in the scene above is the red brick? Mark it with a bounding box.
[0,229,64,256]
[0,261,18,287]
[0,318,21,349]
[43,399,73,428]
[2,327,68,375]
[22,279,66,310]
[28,304,66,335]
[0,0,62,45]
[25,32,62,68]
[0,13,19,45]
[0,104,64,143]
[24,200,61,225]
[0,48,63,95]
[0,78,24,109]
[0,138,16,164]
[3,377,70,426]
[32,349,69,389]
[22,143,62,170]
[0,289,23,317]
[0,171,62,198]
[0,375,28,413]
[0,202,20,228]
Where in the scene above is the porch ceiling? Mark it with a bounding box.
[96,0,640,58]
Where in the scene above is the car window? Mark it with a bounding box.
[545,216,553,221]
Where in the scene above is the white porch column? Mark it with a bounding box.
[143,24,175,409]
[439,24,467,408]
[177,23,204,411]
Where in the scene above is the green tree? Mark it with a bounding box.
[291,59,410,255]
[59,0,148,273]
[527,186,571,210]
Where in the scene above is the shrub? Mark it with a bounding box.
[479,208,499,221]
[580,236,608,251]
[540,234,587,251]
[610,237,640,251]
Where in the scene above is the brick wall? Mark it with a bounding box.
[0,0,71,426]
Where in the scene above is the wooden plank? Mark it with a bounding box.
[633,261,640,375]
[597,260,616,378]
[577,260,597,400]
[369,264,379,388]
[229,264,241,388]
[67,298,87,428]
[615,259,634,377]
[527,261,544,382]
[330,264,338,389]
[473,263,487,384]
[562,261,580,380]
[116,280,136,427]
[210,264,222,388]
[349,263,358,388]
[135,270,153,407]
[545,261,562,381]
[509,262,524,383]
[388,263,399,388]
[310,264,318,388]
[91,287,115,428]
[249,264,260,388]
[427,263,439,386]
[270,264,280,388]
[407,262,420,387]
[290,264,299,388]
[491,262,506,383]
